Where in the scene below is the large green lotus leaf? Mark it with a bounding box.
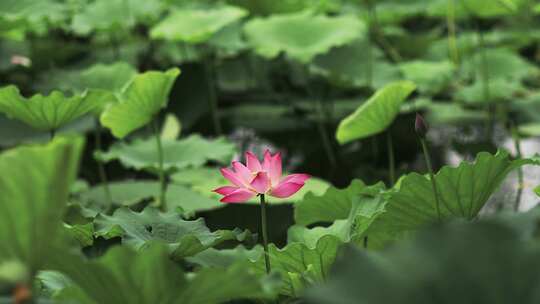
[43,62,137,94]
[518,123,540,137]
[172,167,330,204]
[192,236,345,297]
[179,262,279,304]
[460,0,524,18]
[364,151,540,248]
[365,0,427,24]
[291,180,386,252]
[221,104,311,131]
[511,92,540,123]
[0,85,99,131]
[0,136,84,275]
[288,221,353,250]
[64,222,94,248]
[71,0,163,35]
[290,188,386,248]
[0,115,48,147]
[97,134,235,172]
[58,62,137,115]
[187,246,263,268]
[294,180,385,226]
[37,271,74,298]
[251,235,343,297]
[79,180,220,214]
[293,97,427,123]
[335,81,416,144]
[426,103,487,125]
[0,0,68,33]
[488,206,540,240]
[150,6,248,44]
[94,207,251,259]
[207,21,248,57]
[311,39,401,89]
[100,68,180,138]
[50,244,277,304]
[227,0,341,15]
[427,0,527,19]
[306,220,540,304]
[0,113,94,148]
[460,48,537,82]
[244,11,366,64]
[77,62,138,93]
[399,61,454,94]
[456,78,525,105]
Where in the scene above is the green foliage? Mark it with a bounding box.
[94,207,251,259]
[399,60,454,94]
[365,151,539,248]
[96,134,235,172]
[426,103,488,125]
[460,48,537,82]
[228,0,341,15]
[457,79,524,105]
[0,86,98,131]
[294,180,385,226]
[306,219,540,304]
[100,68,180,138]
[0,0,68,34]
[150,5,248,43]
[80,180,220,214]
[518,123,540,137]
[427,0,527,19]
[1,0,540,302]
[252,235,342,297]
[46,62,138,115]
[460,0,523,18]
[0,137,84,277]
[244,11,366,63]
[50,244,278,304]
[71,0,164,35]
[73,62,137,93]
[336,81,416,144]
[311,40,401,89]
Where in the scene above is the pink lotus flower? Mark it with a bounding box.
[213,150,311,203]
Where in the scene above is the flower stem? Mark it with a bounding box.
[367,0,401,63]
[315,98,337,169]
[447,0,459,65]
[110,33,120,60]
[305,72,337,170]
[94,118,112,206]
[50,129,56,141]
[204,53,222,135]
[386,131,395,186]
[366,0,375,87]
[152,118,167,210]
[510,123,524,212]
[363,236,369,249]
[476,22,493,139]
[420,138,442,222]
[259,194,271,274]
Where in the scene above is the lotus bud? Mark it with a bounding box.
[415,113,428,139]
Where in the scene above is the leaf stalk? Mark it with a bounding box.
[152,118,167,210]
[420,138,442,222]
[259,194,271,274]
